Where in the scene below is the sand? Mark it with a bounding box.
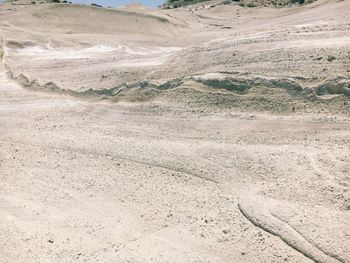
[0,0,349,262]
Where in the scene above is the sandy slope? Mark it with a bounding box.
[1,0,349,94]
[0,0,349,262]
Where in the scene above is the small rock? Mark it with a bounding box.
[327,55,336,62]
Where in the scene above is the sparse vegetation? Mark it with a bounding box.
[91,3,102,7]
[247,3,257,7]
[162,0,209,8]
[162,0,313,8]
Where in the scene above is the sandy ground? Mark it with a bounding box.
[0,0,350,262]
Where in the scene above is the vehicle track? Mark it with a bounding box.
[238,191,345,263]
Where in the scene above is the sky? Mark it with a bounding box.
[69,0,165,8]
[0,0,165,8]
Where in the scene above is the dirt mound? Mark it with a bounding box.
[1,3,178,37]
[239,0,315,7]
[162,0,315,8]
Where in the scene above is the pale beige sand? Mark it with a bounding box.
[0,0,349,262]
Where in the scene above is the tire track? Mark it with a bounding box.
[238,191,344,263]
[0,138,220,186]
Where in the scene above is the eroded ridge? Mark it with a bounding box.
[238,192,344,263]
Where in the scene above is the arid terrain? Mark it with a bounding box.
[0,0,349,262]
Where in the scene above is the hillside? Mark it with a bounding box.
[162,0,313,8]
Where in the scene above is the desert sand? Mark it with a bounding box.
[0,0,349,262]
